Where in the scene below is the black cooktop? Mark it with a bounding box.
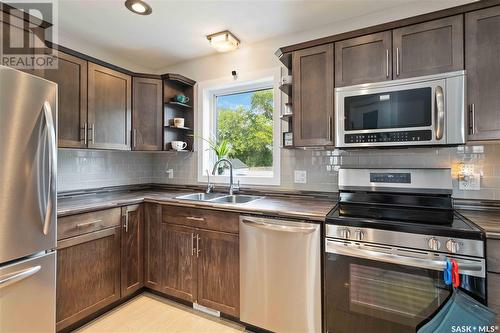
[326,191,484,240]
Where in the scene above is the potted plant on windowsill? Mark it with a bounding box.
[192,135,232,175]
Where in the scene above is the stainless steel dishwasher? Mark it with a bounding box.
[240,215,321,333]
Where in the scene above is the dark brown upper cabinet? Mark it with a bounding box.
[42,51,88,148]
[292,44,334,147]
[88,63,132,150]
[393,15,464,79]
[466,6,500,141]
[335,31,392,87]
[121,204,144,297]
[132,77,163,150]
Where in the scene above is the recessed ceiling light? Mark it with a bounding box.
[207,30,240,53]
[125,0,152,15]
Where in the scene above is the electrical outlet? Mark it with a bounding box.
[166,169,174,179]
[294,170,307,184]
[458,164,480,191]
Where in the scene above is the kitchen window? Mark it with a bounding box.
[197,69,281,186]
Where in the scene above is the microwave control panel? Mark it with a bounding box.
[345,130,432,144]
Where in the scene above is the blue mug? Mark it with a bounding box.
[173,95,189,104]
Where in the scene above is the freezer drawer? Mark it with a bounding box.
[0,251,56,333]
[240,216,321,333]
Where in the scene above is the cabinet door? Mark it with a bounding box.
[197,229,239,317]
[43,51,88,148]
[132,77,163,151]
[292,44,334,147]
[466,6,500,141]
[335,31,392,87]
[393,15,464,79]
[161,223,197,302]
[488,273,500,322]
[144,203,162,291]
[121,204,144,297]
[88,62,131,150]
[56,227,121,331]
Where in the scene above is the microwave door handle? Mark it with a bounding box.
[435,85,445,140]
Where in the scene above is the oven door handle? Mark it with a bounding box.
[435,85,445,140]
[325,239,485,278]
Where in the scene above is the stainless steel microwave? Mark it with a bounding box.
[335,71,466,148]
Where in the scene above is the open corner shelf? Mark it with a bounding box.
[279,83,292,96]
[164,125,193,131]
[166,101,192,109]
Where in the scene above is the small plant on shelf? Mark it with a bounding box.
[191,134,232,174]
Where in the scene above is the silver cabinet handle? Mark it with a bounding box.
[42,101,56,236]
[470,104,476,135]
[81,122,88,145]
[435,86,445,140]
[133,128,137,148]
[186,216,205,222]
[88,123,95,144]
[325,239,485,277]
[196,234,201,258]
[328,116,333,141]
[386,49,389,78]
[396,47,400,77]
[76,219,102,228]
[0,266,41,289]
[123,211,129,232]
[241,217,318,233]
[191,233,195,256]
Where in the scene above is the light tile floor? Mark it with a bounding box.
[74,293,245,333]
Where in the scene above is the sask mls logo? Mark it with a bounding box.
[1,1,58,70]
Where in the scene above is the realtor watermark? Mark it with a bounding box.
[1,1,58,70]
[451,325,499,332]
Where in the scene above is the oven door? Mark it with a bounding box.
[335,72,467,147]
[324,239,486,333]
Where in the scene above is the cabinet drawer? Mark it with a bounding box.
[161,205,239,234]
[487,239,500,273]
[488,273,500,320]
[58,208,121,240]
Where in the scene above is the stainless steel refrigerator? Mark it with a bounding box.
[0,66,57,332]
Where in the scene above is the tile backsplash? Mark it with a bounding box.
[57,149,153,192]
[59,143,500,200]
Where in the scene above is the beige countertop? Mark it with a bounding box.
[57,189,335,222]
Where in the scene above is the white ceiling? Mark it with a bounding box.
[53,0,476,72]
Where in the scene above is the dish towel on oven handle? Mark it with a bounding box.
[417,288,497,333]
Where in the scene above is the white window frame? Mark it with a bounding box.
[196,68,281,186]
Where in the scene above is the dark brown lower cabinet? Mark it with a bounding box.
[56,227,121,331]
[144,203,162,291]
[488,273,500,322]
[196,229,239,317]
[159,205,240,317]
[121,204,144,297]
[161,223,197,302]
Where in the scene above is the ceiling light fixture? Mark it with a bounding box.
[125,0,152,15]
[206,30,240,53]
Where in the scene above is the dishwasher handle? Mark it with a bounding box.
[240,216,318,233]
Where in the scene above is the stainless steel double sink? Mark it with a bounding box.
[175,192,263,204]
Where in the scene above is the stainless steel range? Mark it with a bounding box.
[324,168,486,333]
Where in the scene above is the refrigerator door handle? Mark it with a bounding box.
[0,266,41,289]
[42,101,56,235]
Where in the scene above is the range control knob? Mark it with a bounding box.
[428,238,441,251]
[354,229,364,241]
[446,240,460,254]
[339,228,351,239]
